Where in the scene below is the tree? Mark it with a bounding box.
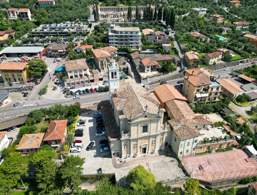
[0,152,28,193]
[126,165,156,191]
[184,179,201,195]
[30,147,58,194]
[222,52,232,62]
[157,6,163,21]
[236,93,250,103]
[58,156,84,193]
[160,61,176,73]
[169,8,175,29]
[127,6,132,21]
[135,6,141,20]
[28,59,47,79]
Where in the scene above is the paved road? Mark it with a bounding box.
[0,92,109,121]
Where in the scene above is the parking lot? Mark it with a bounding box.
[70,111,115,175]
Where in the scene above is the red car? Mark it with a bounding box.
[74,139,82,144]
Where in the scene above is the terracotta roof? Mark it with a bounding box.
[244,34,257,41]
[182,149,257,184]
[0,131,7,141]
[219,78,243,95]
[141,57,160,67]
[44,120,67,142]
[185,51,199,61]
[190,31,204,38]
[238,74,256,83]
[154,84,187,105]
[142,28,154,36]
[92,46,117,59]
[65,59,88,72]
[234,21,249,26]
[76,44,93,50]
[207,51,223,59]
[185,68,211,86]
[112,80,160,120]
[165,99,195,121]
[0,61,27,71]
[0,30,15,36]
[17,133,44,150]
[169,121,199,140]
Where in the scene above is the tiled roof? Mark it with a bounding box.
[238,74,255,83]
[142,28,154,36]
[0,131,7,141]
[219,78,243,95]
[207,51,223,59]
[47,43,67,51]
[185,68,211,86]
[17,133,44,150]
[65,59,88,72]
[43,120,67,141]
[185,51,199,61]
[76,44,93,50]
[169,121,199,140]
[0,61,27,71]
[92,46,117,59]
[165,99,195,121]
[182,149,257,184]
[141,57,160,67]
[154,84,187,105]
[112,80,160,120]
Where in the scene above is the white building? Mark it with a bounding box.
[7,8,32,20]
[0,132,10,157]
[108,25,141,49]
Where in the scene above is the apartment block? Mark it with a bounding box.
[108,25,141,49]
[183,68,222,103]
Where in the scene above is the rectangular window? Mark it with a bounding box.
[142,125,148,133]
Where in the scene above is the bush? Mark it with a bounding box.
[236,93,250,103]
[39,86,47,96]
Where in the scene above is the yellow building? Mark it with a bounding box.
[0,30,15,42]
[0,61,28,86]
[183,68,222,103]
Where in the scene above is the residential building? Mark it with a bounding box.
[234,21,249,31]
[219,78,243,98]
[38,0,55,8]
[130,51,175,79]
[244,33,257,47]
[0,30,15,42]
[7,8,32,20]
[212,14,225,24]
[110,80,169,158]
[0,61,28,86]
[230,0,240,7]
[92,46,117,72]
[108,25,141,49]
[94,5,146,22]
[143,29,169,44]
[0,46,44,58]
[46,43,67,57]
[154,84,237,159]
[75,44,93,53]
[192,8,208,16]
[190,31,208,41]
[205,51,223,65]
[16,133,44,154]
[43,120,67,148]
[183,68,222,103]
[182,149,257,188]
[64,59,91,88]
[185,51,199,67]
[0,131,10,157]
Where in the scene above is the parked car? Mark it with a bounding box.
[70,147,82,153]
[75,129,83,137]
[86,141,95,151]
[99,140,110,153]
[96,127,105,136]
[73,142,83,148]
